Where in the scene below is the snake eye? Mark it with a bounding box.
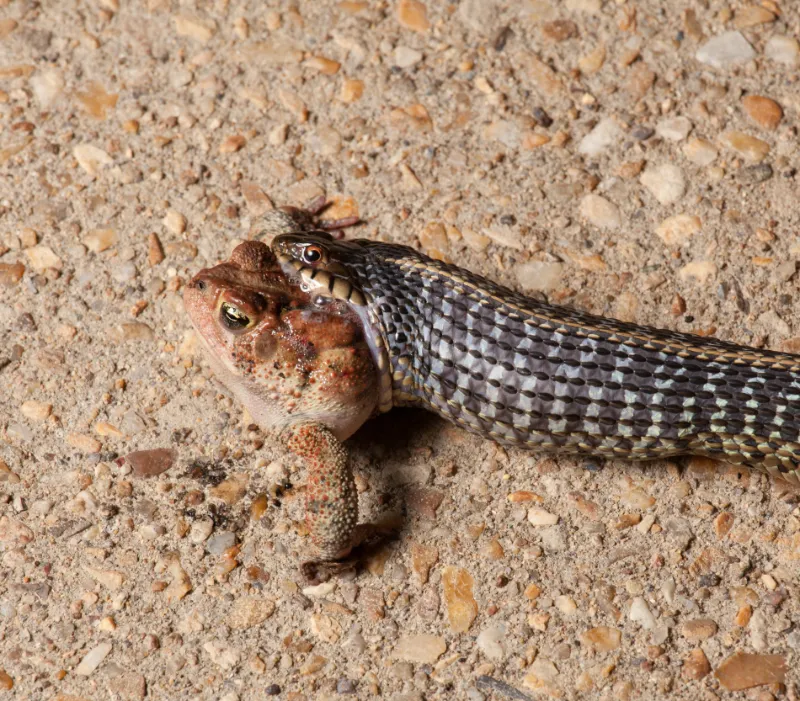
[220,302,250,330]
[302,245,323,264]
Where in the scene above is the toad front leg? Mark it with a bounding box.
[285,422,357,561]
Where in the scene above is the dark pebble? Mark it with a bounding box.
[738,163,773,184]
[698,574,720,587]
[265,683,281,696]
[631,126,654,141]
[337,678,357,694]
[532,107,553,127]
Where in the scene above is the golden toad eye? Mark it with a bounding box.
[220,302,250,330]
[302,245,323,264]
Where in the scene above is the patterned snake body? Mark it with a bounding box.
[274,234,800,485]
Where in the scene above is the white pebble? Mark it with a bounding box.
[764,36,800,67]
[516,261,563,292]
[579,194,622,230]
[629,597,657,630]
[476,623,507,661]
[696,31,755,69]
[656,116,692,142]
[640,163,686,205]
[578,117,622,156]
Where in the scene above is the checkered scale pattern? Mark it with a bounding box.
[287,236,800,485]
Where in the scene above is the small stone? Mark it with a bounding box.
[580,627,622,653]
[556,595,578,614]
[578,44,606,74]
[620,487,655,510]
[523,657,560,695]
[410,542,439,583]
[0,670,12,691]
[442,566,478,633]
[75,642,112,676]
[579,194,621,230]
[738,163,773,185]
[477,623,507,661]
[277,88,308,122]
[394,46,422,68]
[629,597,657,630]
[640,164,686,205]
[207,531,236,555]
[682,138,717,166]
[66,433,102,453]
[165,560,192,603]
[0,262,25,286]
[75,82,118,120]
[20,400,52,422]
[656,116,692,142]
[516,261,563,292]
[339,79,364,103]
[397,0,430,33]
[0,516,34,549]
[715,652,786,691]
[107,672,145,700]
[25,245,62,272]
[163,210,187,235]
[84,566,126,591]
[696,31,755,69]
[110,323,154,342]
[305,56,341,74]
[310,613,343,643]
[84,228,118,253]
[542,20,577,41]
[229,597,276,629]
[682,649,711,680]
[126,449,176,478]
[30,69,64,108]
[203,641,240,670]
[219,135,246,154]
[719,131,770,162]
[209,473,248,505]
[174,14,217,43]
[742,96,782,130]
[393,634,446,663]
[148,233,165,266]
[681,618,718,642]
[74,144,113,176]
[734,5,776,28]
[655,214,701,246]
[578,117,622,156]
[765,36,799,67]
[714,512,734,538]
[678,260,717,284]
[625,62,655,100]
[528,507,559,526]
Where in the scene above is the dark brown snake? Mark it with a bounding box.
[273,232,800,486]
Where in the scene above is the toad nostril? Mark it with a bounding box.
[195,279,207,291]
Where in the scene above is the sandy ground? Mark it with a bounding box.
[2,0,800,699]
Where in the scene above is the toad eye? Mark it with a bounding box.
[302,245,323,264]
[220,302,250,330]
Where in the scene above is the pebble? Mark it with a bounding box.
[640,164,686,205]
[528,507,559,526]
[75,642,112,676]
[578,44,606,74]
[764,36,800,67]
[681,618,718,642]
[396,0,430,33]
[629,597,657,629]
[0,670,11,691]
[682,649,711,680]
[0,516,33,549]
[207,531,236,555]
[516,261,563,292]
[678,260,717,284]
[733,5,776,28]
[163,210,187,235]
[74,143,113,176]
[655,116,692,142]
[738,163,773,185]
[20,400,52,422]
[210,473,248,505]
[682,137,717,166]
[339,79,364,103]
[715,652,786,691]
[66,432,102,453]
[229,597,276,629]
[84,228,118,253]
[579,194,621,230]
[476,623,507,661]
[30,69,64,108]
[719,131,770,162]
[84,566,126,590]
[578,117,621,156]
[742,95,782,130]
[165,559,192,603]
[25,245,62,272]
[442,566,477,632]
[125,448,175,478]
[203,640,240,670]
[394,46,423,68]
[580,626,621,653]
[655,214,701,246]
[523,657,560,696]
[173,14,217,43]
[0,262,25,286]
[393,634,446,663]
[696,31,755,69]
